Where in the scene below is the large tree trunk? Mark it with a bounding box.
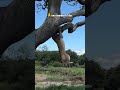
[0,0,34,56]
[35,0,110,48]
[0,0,110,56]
[86,0,110,17]
[2,31,35,60]
[35,0,85,48]
[35,0,62,47]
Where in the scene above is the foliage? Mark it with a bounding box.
[35,58,85,89]
[86,60,106,87]
[35,63,85,76]
[49,61,63,67]
[106,65,120,89]
[35,0,83,12]
[35,50,60,66]
[35,85,85,90]
[35,49,85,67]
[86,60,120,89]
[0,60,34,90]
[79,54,85,65]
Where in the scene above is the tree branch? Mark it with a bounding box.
[72,21,85,31]
[86,0,111,17]
[36,0,111,48]
[35,0,85,48]
[60,22,73,32]
[59,21,85,33]
[70,6,85,17]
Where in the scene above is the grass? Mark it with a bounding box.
[35,63,85,77]
[47,74,69,81]
[35,61,85,89]
[35,66,85,81]
[35,85,85,90]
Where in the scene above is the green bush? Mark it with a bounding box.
[35,50,86,67]
[49,61,63,67]
[35,85,85,90]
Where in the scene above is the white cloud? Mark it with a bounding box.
[74,49,85,56]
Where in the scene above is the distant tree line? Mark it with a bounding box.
[35,49,85,67]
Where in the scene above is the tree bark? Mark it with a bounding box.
[86,0,110,17]
[35,0,85,48]
[0,0,110,56]
[0,0,34,56]
[35,0,110,48]
[35,0,62,47]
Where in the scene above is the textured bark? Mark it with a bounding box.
[35,0,110,47]
[86,0,111,17]
[0,0,110,57]
[2,32,35,60]
[35,0,85,48]
[36,0,64,47]
[0,0,34,56]
[35,0,111,65]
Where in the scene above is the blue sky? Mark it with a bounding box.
[35,1,85,54]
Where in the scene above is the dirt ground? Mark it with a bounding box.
[35,74,85,88]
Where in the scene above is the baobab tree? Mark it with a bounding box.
[0,0,110,57]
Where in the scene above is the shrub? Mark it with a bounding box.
[49,61,63,67]
[35,85,85,90]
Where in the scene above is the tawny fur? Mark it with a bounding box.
[52,30,70,67]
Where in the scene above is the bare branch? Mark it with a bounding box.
[73,21,85,31]
[70,6,85,17]
[61,21,84,32]
[61,22,73,32]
